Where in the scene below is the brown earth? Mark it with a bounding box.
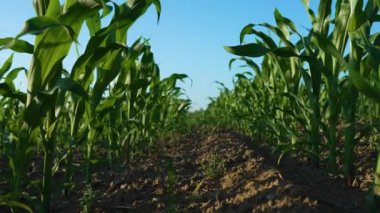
[51,128,373,212]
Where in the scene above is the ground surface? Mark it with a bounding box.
[52,128,373,212]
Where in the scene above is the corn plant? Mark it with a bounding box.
[225,10,325,166]
[344,0,380,207]
[0,0,190,211]
[220,0,379,188]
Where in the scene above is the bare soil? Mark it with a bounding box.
[51,128,373,212]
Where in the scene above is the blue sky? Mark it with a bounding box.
[0,0,318,109]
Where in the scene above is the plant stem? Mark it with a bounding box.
[42,142,53,213]
[343,86,358,186]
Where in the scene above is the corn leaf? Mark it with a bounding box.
[38,78,88,99]
[5,67,27,85]
[0,83,26,103]
[224,43,269,58]
[0,54,13,79]
[349,68,380,103]
[0,200,33,213]
[0,38,34,53]
[28,0,102,94]
[16,16,74,39]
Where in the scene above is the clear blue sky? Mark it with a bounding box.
[0,1,318,109]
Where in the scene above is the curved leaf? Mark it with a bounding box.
[224,43,269,58]
[38,78,89,99]
[17,16,75,40]
[5,67,27,84]
[0,200,33,213]
[0,54,13,79]
[350,67,380,103]
[152,0,161,23]
[0,38,34,53]
[0,83,26,103]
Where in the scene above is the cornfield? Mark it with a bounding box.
[0,0,190,211]
[1,0,380,212]
[218,0,380,209]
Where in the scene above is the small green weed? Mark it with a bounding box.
[79,184,97,213]
[201,154,226,179]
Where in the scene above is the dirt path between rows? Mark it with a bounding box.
[56,128,370,212]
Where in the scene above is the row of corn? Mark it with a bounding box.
[207,0,380,209]
[0,0,190,212]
